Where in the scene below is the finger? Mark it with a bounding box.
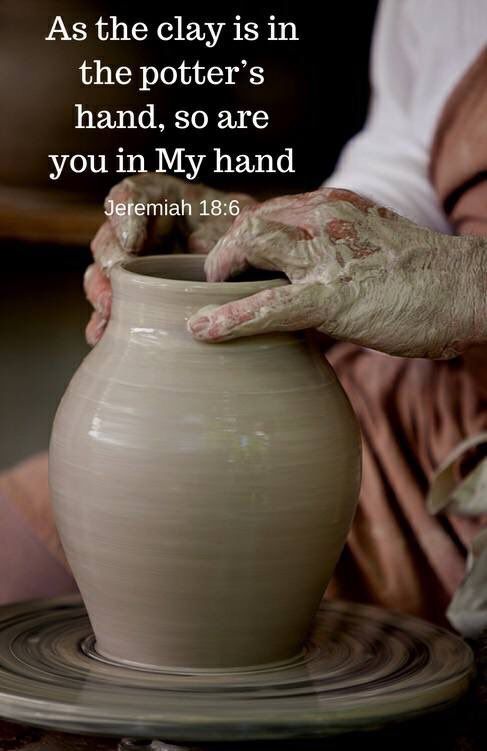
[106,178,150,252]
[85,310,108,347]
[91,221,128,273]
[204,208,276,282]
[84,264,112,319]
[204,212,310,283]
[188,282,326,342]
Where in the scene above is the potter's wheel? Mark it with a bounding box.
[0,596,473,742]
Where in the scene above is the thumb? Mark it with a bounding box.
[187,282,326,342]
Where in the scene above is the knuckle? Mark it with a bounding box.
[83,264,95,288]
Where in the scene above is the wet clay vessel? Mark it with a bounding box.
[49,255,361,670]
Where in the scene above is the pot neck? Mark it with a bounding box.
[109,255,287,339]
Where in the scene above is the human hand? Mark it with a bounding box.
[188,188,487,359]
[84,174,254,345]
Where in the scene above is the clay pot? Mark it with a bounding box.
[49,255,360,670]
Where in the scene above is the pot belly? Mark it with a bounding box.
[50,357,360,669]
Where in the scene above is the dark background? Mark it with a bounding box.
[0,0,378,468]
[0,0,378,196]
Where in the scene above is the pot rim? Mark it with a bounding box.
[113,254,288,294]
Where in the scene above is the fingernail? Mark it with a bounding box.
[188,316,210,337]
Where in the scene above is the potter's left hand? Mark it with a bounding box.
[85,174,255,346]
[188,188,487,358]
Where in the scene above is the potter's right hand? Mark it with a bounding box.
[189,188,487,359]
[85,174,255,346]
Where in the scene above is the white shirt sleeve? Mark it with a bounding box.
[324,0,451,232]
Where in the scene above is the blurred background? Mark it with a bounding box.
[0,0,378,469]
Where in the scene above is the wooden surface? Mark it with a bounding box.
[0,186,103,247]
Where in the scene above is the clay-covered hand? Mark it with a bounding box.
[84,174,254,345]
[188,188,487,358]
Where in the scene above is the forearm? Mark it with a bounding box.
[330,222,487,360]
[438,235,487,357]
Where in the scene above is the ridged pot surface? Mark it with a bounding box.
[49,255,361,670]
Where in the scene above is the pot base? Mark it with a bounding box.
[87,637,314,675]
[0,595,473,741]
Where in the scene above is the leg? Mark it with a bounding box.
[0,452,76,603]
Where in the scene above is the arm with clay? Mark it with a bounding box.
[84,174,255,345]
[184,3,487,358]
[188,187,487,359]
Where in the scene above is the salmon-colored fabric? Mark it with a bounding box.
[430,46,487,237]
[327,47,487,624]
[429,44,487,393]
[326,346,486,624]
